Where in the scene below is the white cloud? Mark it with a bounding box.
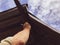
[28,0,41,14]
[28,0,60,33]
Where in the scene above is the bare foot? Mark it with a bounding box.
[23,22,31,30]
[12,22,31,45]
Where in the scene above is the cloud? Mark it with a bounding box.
[28,0,60,33]
[28,0,41,14]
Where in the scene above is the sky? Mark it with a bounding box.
[28,0,60,33]
[0,0,27,12]
[0,0,60,33]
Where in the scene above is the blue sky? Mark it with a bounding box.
[20,0,27,4]
[0,0,27,12]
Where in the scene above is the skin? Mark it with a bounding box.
[11,22,31,45]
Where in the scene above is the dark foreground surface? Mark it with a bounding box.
[0,7,60,45]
